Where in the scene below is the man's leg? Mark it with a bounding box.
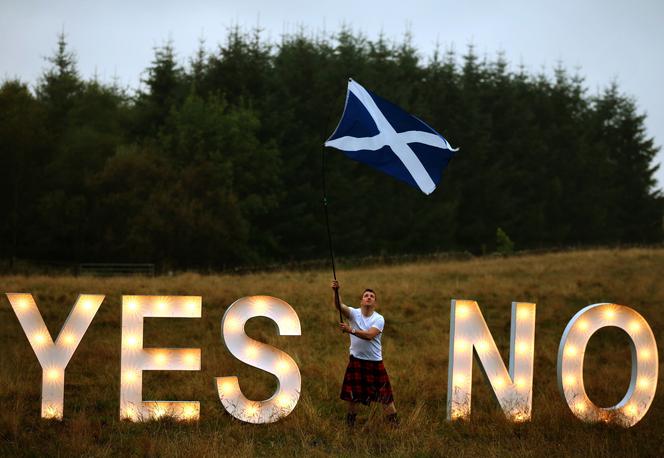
[383,402,398,425]
[347,401,358,414]
[346,401,357,426]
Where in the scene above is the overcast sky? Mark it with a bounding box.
[2,0,663,189]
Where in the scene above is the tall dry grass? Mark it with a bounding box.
[0,248,662,457]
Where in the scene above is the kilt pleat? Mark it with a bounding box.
[340,355,394,405]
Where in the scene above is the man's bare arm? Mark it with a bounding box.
[339,323,381,340]
[354,327,381,340]
[332,280,352,319]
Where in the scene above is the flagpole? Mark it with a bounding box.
[322,148,344,324]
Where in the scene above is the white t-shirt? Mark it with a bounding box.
[348,307,385,361]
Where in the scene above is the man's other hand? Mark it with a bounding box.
[339,322,352,333]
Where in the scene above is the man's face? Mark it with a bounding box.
[360,290,376,308]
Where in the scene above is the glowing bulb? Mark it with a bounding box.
[34,333,47,345]
[245,345,258,358]
[513,412,527,422]
[220,381,236,395]
[515,377,526,388]
[494,377,505,388]
[455,374,466,386]
[565,345,578,357]
[125,335,139,348]
[517,307,530,321]
[253,299,268,313]
[641,349,651,360]
[81,300,94,311]
[182,404,197,419]
[577,320,589,331]
[457,305,469,318]
[225,317,241,332]
[44,405,60,419]
[154,352,167,365]
[564,375,576,387]
[187,301,198,312]
[517,342,529,355]
[123,406,138,421]
[637,378,649,389]
[126,300,138,311]
[628,321,641,333]
[456,340,468,351]
[124,370,138,383]
[62,333,75,345]
[603,308,616,320]
[276,360,290,374]
[575,402,586,412]
[157,301,168,312]
[245,403,259,416]
[16,297,30,311]
[47,369,60,380]
[626,404,638,416]
[276,394,291,408]
[476,340,489,353]
[184,352,197,365]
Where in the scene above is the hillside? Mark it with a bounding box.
[0,248,662,456]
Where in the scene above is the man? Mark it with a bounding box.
[331,280,398,426]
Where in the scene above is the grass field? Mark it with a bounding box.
[0,248,662,457]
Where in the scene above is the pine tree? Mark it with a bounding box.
[135,41,185,137]
[36,32,82,134]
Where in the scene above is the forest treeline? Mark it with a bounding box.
[1,29,661,270]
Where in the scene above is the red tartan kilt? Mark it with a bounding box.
[340,355,394,405]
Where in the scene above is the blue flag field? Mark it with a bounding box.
[325,79,458,195]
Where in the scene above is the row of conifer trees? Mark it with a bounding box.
[0,28,661,270]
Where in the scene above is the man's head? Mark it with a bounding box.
[360,288,377,313]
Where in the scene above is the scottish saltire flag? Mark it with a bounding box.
[325,79,458,195]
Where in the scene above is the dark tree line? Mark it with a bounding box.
[1,29,661,270]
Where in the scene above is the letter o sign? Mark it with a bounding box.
[557,303,658,427]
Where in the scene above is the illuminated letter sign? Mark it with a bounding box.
[6,293,105,419]
[216,296,302,424]
[447,300,536,422]
[7,291,659,428]
[557,303,658,427]
[120,295,202,421]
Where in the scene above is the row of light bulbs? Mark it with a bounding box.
[557,303,657,426]
[8,293,657,427]
[449,301,536,422]
[217,297,301,423]
[448,301,658,427]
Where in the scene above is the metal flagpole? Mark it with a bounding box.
[322,148,344,323]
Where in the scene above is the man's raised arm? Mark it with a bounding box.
[331,280,352,319]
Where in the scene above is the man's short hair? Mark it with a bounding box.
[362,288,376,299]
